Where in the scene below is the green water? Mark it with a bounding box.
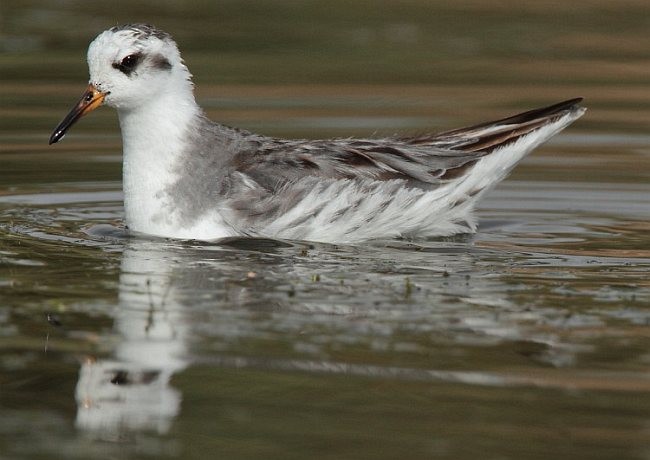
[1,2,649,459]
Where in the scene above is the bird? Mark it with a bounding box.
[49,24,585,244]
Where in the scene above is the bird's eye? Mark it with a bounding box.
[113,53,142,75]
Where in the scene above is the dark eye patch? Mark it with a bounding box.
[150,53,172,71]
[113,52,143,76]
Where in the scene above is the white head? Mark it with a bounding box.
[88,24,192,110]
[50,24,195,144]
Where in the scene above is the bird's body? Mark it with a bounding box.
[50,24,585,243]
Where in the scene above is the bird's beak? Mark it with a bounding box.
[49,84,107,145]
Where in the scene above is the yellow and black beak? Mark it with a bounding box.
[49,84,107,145]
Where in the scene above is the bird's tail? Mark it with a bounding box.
[414,98,586,235]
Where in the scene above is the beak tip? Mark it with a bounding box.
[48,132,62,145]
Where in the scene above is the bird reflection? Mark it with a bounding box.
[75,242,192,436]
[73,234,581,439]
[73,237,292,438]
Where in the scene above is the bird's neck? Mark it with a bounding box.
[117,84,203,237]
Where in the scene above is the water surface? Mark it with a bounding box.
[1,2,649,459]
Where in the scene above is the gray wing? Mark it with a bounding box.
[220,98,583,230]
[220,138,483,232]
[231,137,483,189]
[229,97,584,192]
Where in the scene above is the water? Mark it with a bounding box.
[1,2,649,459]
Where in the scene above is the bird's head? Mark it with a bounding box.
[50,24,192,144]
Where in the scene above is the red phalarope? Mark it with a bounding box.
[50,24,585,243]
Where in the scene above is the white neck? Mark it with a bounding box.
[118,79,202,237]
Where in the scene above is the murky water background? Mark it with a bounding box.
[1,2,649,459]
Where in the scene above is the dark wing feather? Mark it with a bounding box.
[404,98,584,153]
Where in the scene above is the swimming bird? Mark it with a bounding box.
[49,24,585,243]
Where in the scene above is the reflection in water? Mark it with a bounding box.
[70,232,632,439]
[73,237,301,437]
[75,242,191,436]
[74,238,471,437]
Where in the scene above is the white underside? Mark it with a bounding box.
[129,209,236,240]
